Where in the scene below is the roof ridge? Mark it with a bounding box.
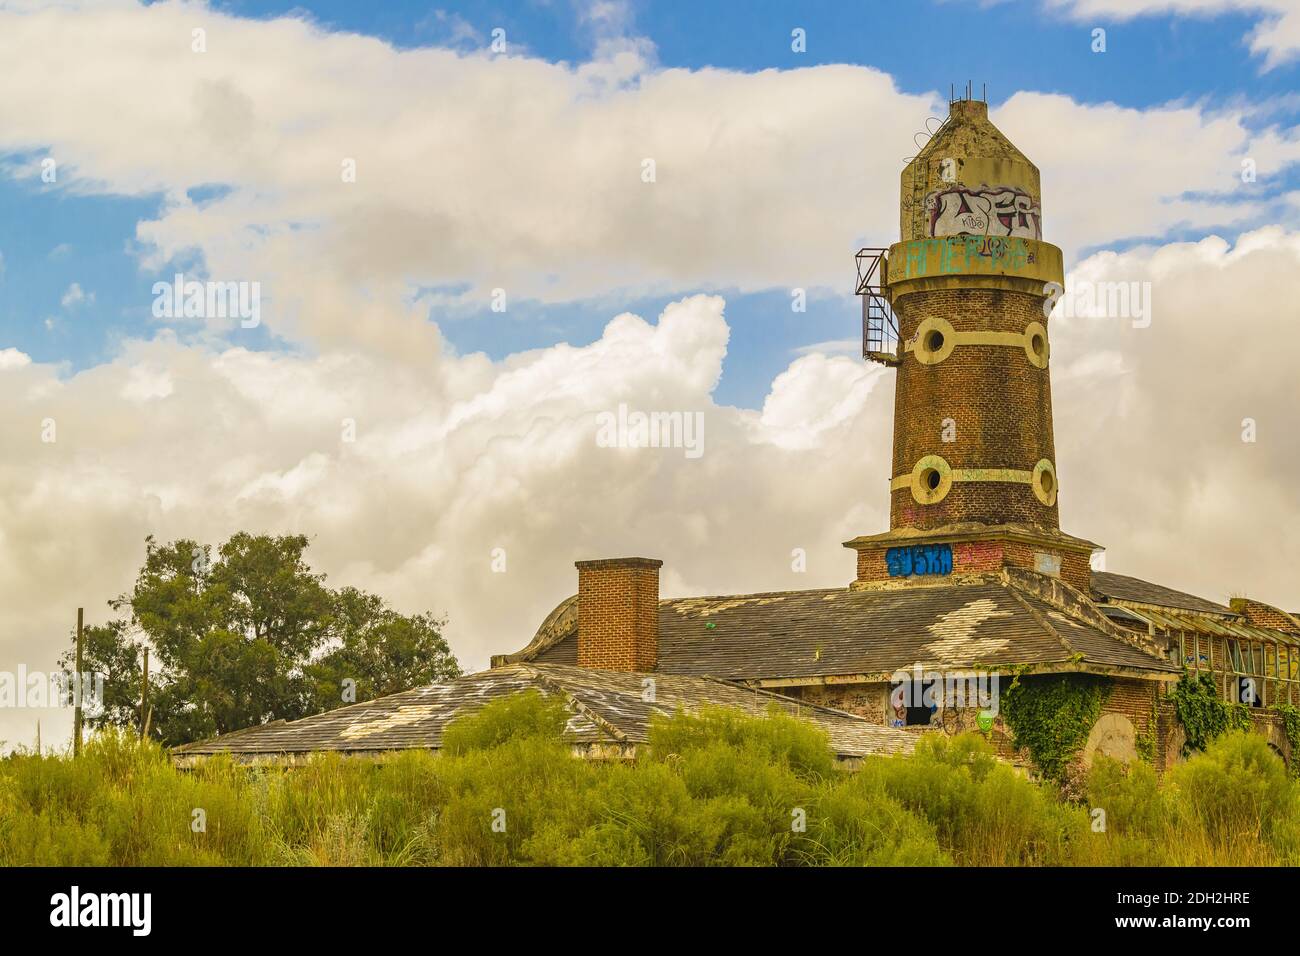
[1003,567,1173,668]
[1004,585,1077,660]
[660,586,844,604]
[521,664,629,743]
[702,676,875,724]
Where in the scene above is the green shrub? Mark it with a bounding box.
[1166,731,1300,863]
[803,776,949,866]
[2,700,1297,866]
[1086,754,1167,839]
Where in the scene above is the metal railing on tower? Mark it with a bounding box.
[855,247,899,366]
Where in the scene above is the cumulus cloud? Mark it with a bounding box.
[0,296,891,747]
[1052,226,1300,605]
[59,282,91,309]
[0,0,1298,751]
[0,0,1293,360]
[1043,0,1300,70]
[5,228,1300,751]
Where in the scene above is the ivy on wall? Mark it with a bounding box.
[1135,698,1158,765]
[1170,672,1251,754]
[1275,703,1300,779]
[1001,673,1111,782]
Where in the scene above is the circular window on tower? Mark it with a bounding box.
[1024,321,1050,368]
[910,454,953,505]
[913,318,957,365]
[1031,458,1058,506]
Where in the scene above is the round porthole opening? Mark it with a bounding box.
[914,318,956,365]
[1024,322,1050,368]
[1031,458,1058,506]
[909,454,953,505]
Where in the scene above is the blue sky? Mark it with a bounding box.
[2,0,1297,407]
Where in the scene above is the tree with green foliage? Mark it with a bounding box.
[61,533,460,746]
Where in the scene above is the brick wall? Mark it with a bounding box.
[851,536,1090,591]
[890,287,1058,531]
[575,557,662,672]
[1230,598,1300,633]
[791,674,1180,774]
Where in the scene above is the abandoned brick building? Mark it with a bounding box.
[177,95,1298,776]
[490,94,1300,775]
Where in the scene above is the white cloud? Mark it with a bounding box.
[994,92,1300,253]
[0,0,1292,365]
[1044,0,1300,70]
[0,295,890,748]
[4,228,1300,749]
[4,229,1300,754]
[59,281,92,309]
[1052,226,1300,605]
[0,1,1297,753]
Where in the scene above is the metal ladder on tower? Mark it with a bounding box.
[856,247,900,366]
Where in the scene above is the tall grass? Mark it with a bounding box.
[1,693,1295,866]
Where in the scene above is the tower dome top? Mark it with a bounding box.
[901,97,1042,243]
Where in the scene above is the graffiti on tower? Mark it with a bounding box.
[895,234,1041,280]
[926,186,1041,240]
[886,544,954,577]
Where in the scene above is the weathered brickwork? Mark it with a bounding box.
[575,558,662,672]
[1001,541,1091,591]
[1230,598,1300,633]
[851,537,1090,591]
[890,287,1058,531]
[788,675,1187,775]
[796,683,888,724]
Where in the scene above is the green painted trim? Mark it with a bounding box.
[886,236,1065,294]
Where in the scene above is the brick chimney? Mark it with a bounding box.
[575,557,662,671]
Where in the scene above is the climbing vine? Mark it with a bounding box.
[1134,698,1158,765]
[1275,702,1300,779]
[1000,673,1110,782]
[1171,672,1251,754]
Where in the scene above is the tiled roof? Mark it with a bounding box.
[172,663,916,762]
[1091,571,1233,616]
[528,578,1179,679]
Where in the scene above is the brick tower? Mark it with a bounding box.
[846,92,1097,592]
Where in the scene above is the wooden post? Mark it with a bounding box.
[140,648,150,741]
[73,607,83,758]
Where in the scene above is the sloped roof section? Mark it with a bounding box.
[524,578,1178,681]
[172,663,915,763]
[1091,571,1233,616]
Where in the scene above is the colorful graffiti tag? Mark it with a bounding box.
[896,235,1037,280]
[926,186,1041,240]
[886,543,953,577]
